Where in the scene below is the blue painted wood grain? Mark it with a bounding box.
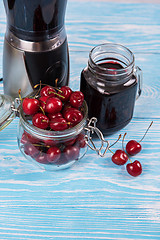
[0,1,160,239]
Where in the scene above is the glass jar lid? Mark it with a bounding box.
[0,94,17,131]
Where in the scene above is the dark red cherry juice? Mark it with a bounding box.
[80,61,138,135]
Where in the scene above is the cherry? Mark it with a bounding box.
[45,97,62,114]
[64,108,83,126]
[126,160,142,177]
[32,113,49,129]
[64,137,77,146]
[126,140,142,156]
[55,154,69,165]
[24,143,39,158]
[62,103,72,115]
[22,98,39,115]
[47,146,61,163]
[111,149,128,165]
[50,117,68,131]
[47,112,62,120]
[40,86,56,97]
[39,96,48,111]
[43,139,59,146]
[76,133,86,148]
[58,86,72,102]
[35,152,48,164]
[64,145,80,161]
[69,91,84,108]
[21,133,29,144]
[23,131,39,144]
[125,121,153,156]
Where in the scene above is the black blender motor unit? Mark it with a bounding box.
[3,0,69,98]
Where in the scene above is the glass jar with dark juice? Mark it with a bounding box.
[80,43,142,135]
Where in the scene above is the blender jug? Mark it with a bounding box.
[3,0,69,98]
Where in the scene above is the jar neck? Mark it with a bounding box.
[88,43,135,86]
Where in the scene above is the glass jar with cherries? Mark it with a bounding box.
[0,85,109,171]
[17,86,89,170]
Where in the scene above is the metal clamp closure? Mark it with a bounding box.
[84,117,109,157]
[11,98,21,117]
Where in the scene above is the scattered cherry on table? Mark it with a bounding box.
[111,149,128,165]
[126,160,142,177]
[126,121,153,156]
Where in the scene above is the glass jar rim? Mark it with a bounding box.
[19,100,88,141]
[89,42,135,75]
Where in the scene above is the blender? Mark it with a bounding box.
[3,0,69,98]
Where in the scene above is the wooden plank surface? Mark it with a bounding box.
[0,1,160,240]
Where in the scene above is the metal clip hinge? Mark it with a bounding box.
[11,98,21,117]
[84,117,109,157]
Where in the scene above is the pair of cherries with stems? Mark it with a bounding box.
[109,121,153,177]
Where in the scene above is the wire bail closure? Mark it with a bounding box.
[84,117,109,157]
[11,98,21,117]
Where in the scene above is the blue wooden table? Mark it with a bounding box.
[0,0,160,239]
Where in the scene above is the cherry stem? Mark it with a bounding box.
[33,143,50,148]
[34,81,43,89]
[55,78,58,88]
[33,80,64,96]
[121,132,132,163]
[122,132,127,151]
[108,148,115,155]
[34,81,62,92]
[39,105,45,115]
[33,144,42,147]
[109,134,122,148]
[18,89,22,102]
[48,91,65,99]
[49,120,71,125]
[139,121,153,143]
[127,155,132,163]
[34,80,42,98]
[55,88,63,93]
